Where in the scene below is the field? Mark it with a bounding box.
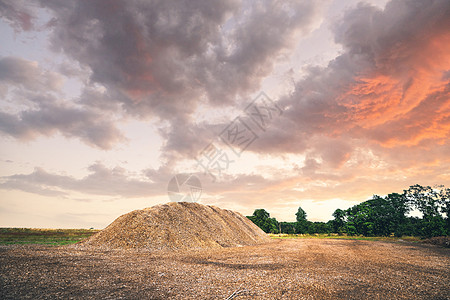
[1,229,449,299]
[268,233,423,242]
[0,228,424,246]
[0,228,99,246]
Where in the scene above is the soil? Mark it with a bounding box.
[1,238,449,299]
[423,236,450,248]
[74,202,270,250]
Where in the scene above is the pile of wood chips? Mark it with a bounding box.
[73,202,271,250]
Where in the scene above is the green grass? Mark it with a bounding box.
[0,228,100,246]
[268,233,422,243]
[0,228,424,246]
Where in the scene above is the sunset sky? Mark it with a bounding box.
[1,0,449,228]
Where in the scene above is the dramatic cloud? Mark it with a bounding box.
[1,0,450,225]
[34,0,325,157]
[252,0,450,170]
[41,0,323,112]
[0,56,124,148]
[0,0,327,156]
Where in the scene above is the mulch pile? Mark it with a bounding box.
[73,202,270,250]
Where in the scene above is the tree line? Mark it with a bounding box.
[246,184,450,238]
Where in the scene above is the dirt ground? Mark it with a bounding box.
[1,239,449,299]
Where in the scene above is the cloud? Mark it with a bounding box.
[0,0,35,32]
[0,56,124,149]
[246,0,450,170]
[42,0,324,108]
[2,151,449,222]
[33,0,325,155]
[0,92,125,149]
[0,56,63,92]
[366,85,450,146]
[0,0,327,157]
[0,109,124,149]
[2,0,450,222]
[0,160,295,209]
[0,163,165,198]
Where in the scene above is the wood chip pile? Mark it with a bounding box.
[74,202,271,250]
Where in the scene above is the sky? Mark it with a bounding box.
[0,0,449,228]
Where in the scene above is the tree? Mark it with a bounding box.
[280,222,296,234]
[308,221,331,234]
[344,195,393,236]
[437,186,450,234]
[295,207,308,234]
[404,185,439,217]
[253,209,269,220]
[332,209,346,234]
[295,207,307,222]
[247,209,279,233]
[345,201,374,236]
[246,184,449,237]
[404,185,446,237]
[385,193,409,237]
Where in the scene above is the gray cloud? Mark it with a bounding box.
[41,0,239,119]
[0,100,125,149]
[0,56,124,149]
[77,87,121,112]
[0,0,35,32]
[37,0,325,155]
[0,160,288,203]
[0,56,63,92]
[196,0,325,105]
[0,163,165,198]
[1,0,327,158]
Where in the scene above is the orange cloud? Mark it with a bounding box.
[339,31,450,147]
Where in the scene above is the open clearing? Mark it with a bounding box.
[1,238,449,299]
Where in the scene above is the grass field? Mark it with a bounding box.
[0,228,425,246]
[0,228,100,246]
[268,233,422,243]
[0,228,439,247]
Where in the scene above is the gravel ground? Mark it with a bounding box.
[1,239,449,299]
